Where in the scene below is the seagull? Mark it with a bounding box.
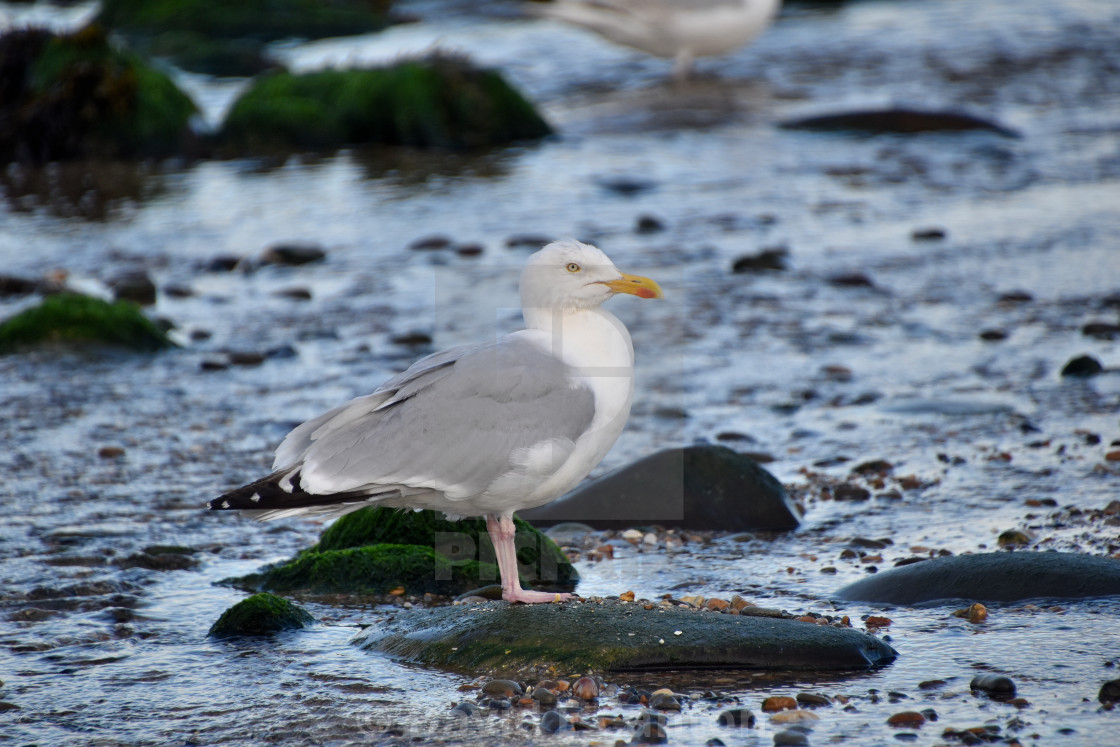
[531,0,782,80]
[209,240,663,604]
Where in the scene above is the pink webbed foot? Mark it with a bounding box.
[502,589,572,605]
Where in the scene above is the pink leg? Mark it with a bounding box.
[486,514,572,604]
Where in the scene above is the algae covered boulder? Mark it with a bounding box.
[356,599,898,676]
[219,53,552,154]
[0,293,176,354]
[0,25,198,164]
[225,507,577,597]
[208,592,315,638]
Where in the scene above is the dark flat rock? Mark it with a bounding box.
[835,552,1120,605]
[779,108,1017,137]
[355,599,896,676]
[520,445,800,531]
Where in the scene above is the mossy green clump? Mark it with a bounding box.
[224,508,577,598]
[316,507,578,591]
[0,293,176,354]
[208,592,315,638]
[237,544,497,596]
[218,54,553,154]
[0,25,198,163]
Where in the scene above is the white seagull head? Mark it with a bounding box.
[520,239,663,313]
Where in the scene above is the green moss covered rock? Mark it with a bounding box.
[208,592,315,638]
[233,544,496,596]
[316,507,578,591]
[0,26,198,163]
[0,293,176,354]
[218,54,553,154]
[224,508,577,598]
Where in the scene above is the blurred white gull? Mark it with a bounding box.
[532,0,781,80]
[209,240,663,604]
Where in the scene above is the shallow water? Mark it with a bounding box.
[2,0,1119,744]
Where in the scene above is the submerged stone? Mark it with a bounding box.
[0,25,197,164]
[835,552,1120,605]
[520,445,800,531]
[779,108,1017,137]
[218,53,552,154]
[0,293,176,354]
[208,592,314,638]
[355,599,897,676]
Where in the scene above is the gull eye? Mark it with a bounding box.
[566,262,581,273]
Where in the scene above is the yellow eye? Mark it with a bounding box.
[566,262,581,273]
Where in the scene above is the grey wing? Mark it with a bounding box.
[285,337,597,500]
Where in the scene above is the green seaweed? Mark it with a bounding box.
[208,592,315,638]
[316,506,578,591]
[0,25,197,163]
[232,543,497,596]
[219,54,552,153]
[0,293,176,354]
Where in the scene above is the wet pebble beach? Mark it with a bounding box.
[2,0,1120,745]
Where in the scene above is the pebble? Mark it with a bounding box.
[631,720,668,744]
[795,693,831,707]
[642,532,658,546]
[647,691,681,711]
[635,214,665,233]
[227,351,265,366]
[408,235,453,251]
[532,687,557,706]
[622,529,644,542]
[390,332,433,346]
[716,708,755,727]
[1060,354,1103,377]
[538,709,566,734]
[970,674,1016,697]
[481,679,522,697]
[762,696,798,712]
[731,247,789,273]
[619,590,635,602]
[1099,679,1120,704]
[571,676,599,700]
[97,446,126,459]
[827,272,875,288]
[952,602,988,623]
[911,227,947,241]
[886,711,926,727]
[455,243,484,257]
[771,710,819,724]
[997,529,1034,547]
[773,729,810,746]
[449,701,480,716]
[273,287,312,301]
[505,233,553,250]
[110,271,157,305]
[260,243,326,265]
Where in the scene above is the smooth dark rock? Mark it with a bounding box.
[408,235,453,251]
[911,227,947,241]
[717,708,756,726]
[0,275,40,297]
[1082,322,1120,340]
[539,710,567,733]
[773,729,809,746]
[597,176,657,196]
[828,272,875,288]
[208,592,314,638]
[260,243,326,266]
[779,108,1017,137]
[109,272,157,306]
[355,598,897,675]
[835,552,1120,604]
[635,215,666,234]
[520,445,800,531]
[450,701,481,716]
[1061,354,1104,377]
[970,674,1015,697]
[1098,679,1120,704]
[732,247,789,273]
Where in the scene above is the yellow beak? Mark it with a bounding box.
[601,272,664,299]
